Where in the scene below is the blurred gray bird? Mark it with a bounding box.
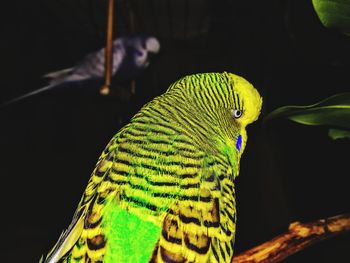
[3,35,160,106]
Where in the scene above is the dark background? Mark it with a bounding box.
[1,0,349,262]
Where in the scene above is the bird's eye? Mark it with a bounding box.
[232,109,243,119]
[134,50,143,57]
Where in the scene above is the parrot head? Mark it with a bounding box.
[227,73,262,155]
[164,72,262,162]
[132,36,160,68]
[144,37,161,54]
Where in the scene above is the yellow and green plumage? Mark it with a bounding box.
[42,72,262,263]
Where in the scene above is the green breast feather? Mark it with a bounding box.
[41,72,262,263]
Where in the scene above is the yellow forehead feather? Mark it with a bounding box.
[226,72,263,126]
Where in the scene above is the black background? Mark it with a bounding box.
[1,0,349,262]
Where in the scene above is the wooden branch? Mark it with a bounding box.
[100,0,115,96]
[232,213,350,263]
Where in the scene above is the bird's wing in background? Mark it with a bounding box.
[56,39,125,83]
[111,38,126,75]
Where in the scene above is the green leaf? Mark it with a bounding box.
[312,0,350,35]
[328,128,350,140]
[265,92,350,129]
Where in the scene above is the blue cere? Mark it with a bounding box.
[236,134,242,151]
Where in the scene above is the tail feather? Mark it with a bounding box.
[1,84,55,108]
[43,68,74,79]
[43,206,87,263]
[44,68,76,86]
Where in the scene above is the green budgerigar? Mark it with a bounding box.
[42,72,262,263]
